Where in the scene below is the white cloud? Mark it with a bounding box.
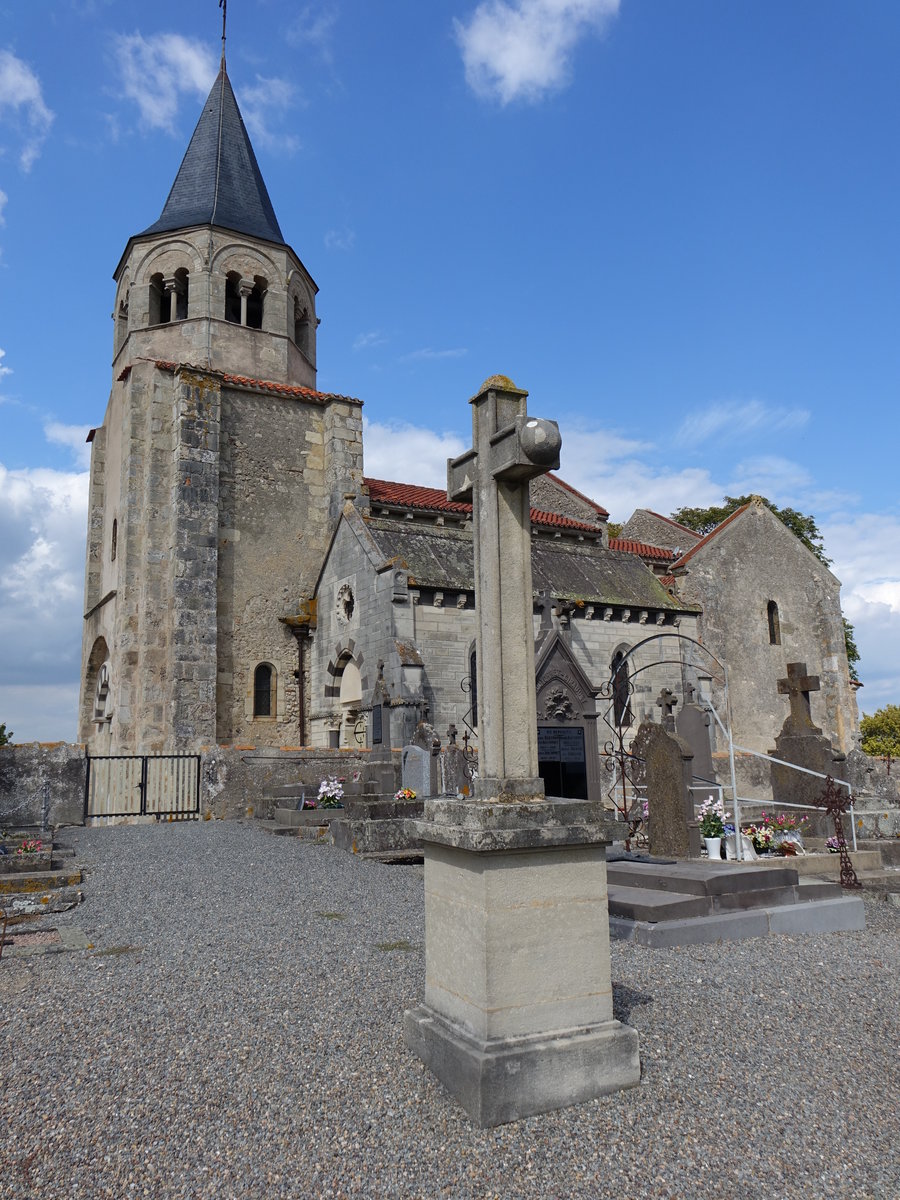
[676,399,809,447]
[0,348,11,379]
[0,461,89,741]
[726,455,813,501]
[822,512,900,709]
[0,49,54,170]
[363,419,467,487]
[324,227,356,251]
[454,0,620,104]
[286,6,338,63]
[399,347,468,363]
[556,422,723,520]
[353,331,387,352]
[238,76,301,153]
[112,33,217,132]
[0,189,7,225]
[44,421,93,470]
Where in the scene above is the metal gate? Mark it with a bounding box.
[85,755,201,819]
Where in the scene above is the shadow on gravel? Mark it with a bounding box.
[613,981,654,1021]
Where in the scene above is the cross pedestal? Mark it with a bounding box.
[403,376,640,1126]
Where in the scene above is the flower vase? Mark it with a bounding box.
[704,836,722,860]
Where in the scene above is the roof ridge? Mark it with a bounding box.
[363,477,600,533]
[643,509,703,539]
[609,537,674,560]
[151,360,361,405]
[544,472,610,518]
[671,502,753,569]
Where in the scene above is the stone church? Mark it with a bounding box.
[78,65,858,780]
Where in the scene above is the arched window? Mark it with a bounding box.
[225,272,242,324]
[254,664,274,718]
[767,600,781,646]
[247,276,266,329]
[611,650,633,729]
[173,267,189,320]
[294,297,310,355]
[115,289,129,353]
[149,272,169,325]
[111,518,117,562]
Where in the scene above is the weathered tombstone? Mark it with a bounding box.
[404,375,639,1126]
[370,662,391,758]
[655,687,678,732]
[770,662,847,816]
[366,661,397,794]
[535,629,602,803]
[676,683,716,785]
[441,725,469,796]
[640,718,701,859]
[401,744,430,799]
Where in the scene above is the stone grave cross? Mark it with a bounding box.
[655,687,678,731]
[777,662,821,734]
[447,375,561,795]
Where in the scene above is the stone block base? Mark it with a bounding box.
[403,1006,640,1127]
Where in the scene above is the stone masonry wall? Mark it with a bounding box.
[0,743,86,828]
[216,386,339,746]
[676,503,857,754]
[170,370,221,749]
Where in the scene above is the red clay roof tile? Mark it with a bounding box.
[608,538,674,560]
[364,478,600,533]
[153,360,361,405]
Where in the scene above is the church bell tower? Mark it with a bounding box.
[79,52,363,755]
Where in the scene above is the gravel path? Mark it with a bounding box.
[1,822,897,1199]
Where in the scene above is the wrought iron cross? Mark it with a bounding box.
[813,775,861,889]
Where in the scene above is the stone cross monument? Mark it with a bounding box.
[777,662,822,733]
[403,375,640,1126]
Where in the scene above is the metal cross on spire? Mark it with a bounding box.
[219,0,228,67]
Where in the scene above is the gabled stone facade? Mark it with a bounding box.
[667,499,857,754]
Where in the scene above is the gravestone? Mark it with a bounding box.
[655,688,678,732]
[404,374,639,1127]
[441,725,470,797]
[640,718,700,859]
[770,662,847,816]
[401,744,431,799]
[535,629,602,803]
[676,683,716,785]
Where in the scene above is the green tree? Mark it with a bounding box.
[0,724,12,746]
[843,617,861,685]
[671,495,831,565]
[860,705,900,758]
[671,495,862,683]
[606,521,623,539]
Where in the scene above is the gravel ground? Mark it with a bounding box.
[1,821,898,1200]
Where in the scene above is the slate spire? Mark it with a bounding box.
[140,66,285,245]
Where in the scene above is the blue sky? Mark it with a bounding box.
[1,0,898,740]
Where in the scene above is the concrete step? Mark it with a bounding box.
[330,817,421,856]
[357,849,424,865]
[0,884,83,917]
[0,868,82,895]
[608,886,709,922]
[781,850,883,878]
[610,894,866,948]
[273,807,343,828]
[607,860,799,897]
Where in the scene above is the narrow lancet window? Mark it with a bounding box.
[254,664,274,717]
[767,601,781,646]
